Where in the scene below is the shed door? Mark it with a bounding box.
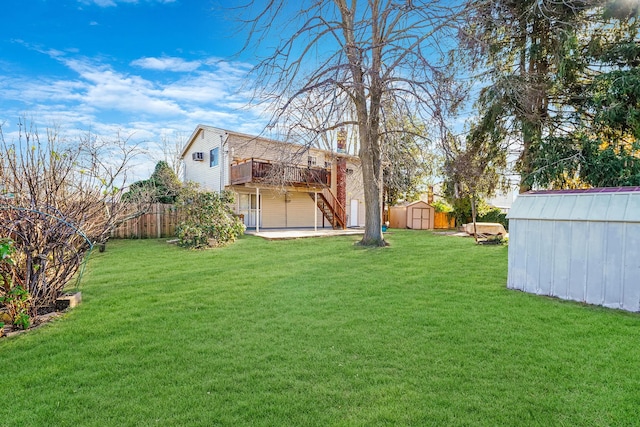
[412,208,430,229]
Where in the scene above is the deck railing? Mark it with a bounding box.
[230,159,330,187]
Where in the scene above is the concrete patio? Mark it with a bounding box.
[245,228,364,240]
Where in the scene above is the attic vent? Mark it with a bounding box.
[192,152,204,161]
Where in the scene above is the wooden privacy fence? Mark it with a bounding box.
[111,203,180,239]
[111,204,455,238]
[434,211,455,229]
[389,206,454,229]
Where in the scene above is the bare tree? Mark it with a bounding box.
[235,0,465,246]
[382,115,437,207]
[0,120,145,317]
[441,127,507,242]
[279,89,360,154]
[153,131,186,179]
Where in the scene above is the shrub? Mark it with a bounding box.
[431,200,453,213]
[175,184,245,249]
[448,197,491,226]
[1,120,144,314]
[447,197,509,229]
[478,207,509,231]
[0,239,31,329]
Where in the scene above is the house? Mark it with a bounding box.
[487,186,517,213]
[179,125,366,230]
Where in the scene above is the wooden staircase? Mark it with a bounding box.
[309,189,346,230]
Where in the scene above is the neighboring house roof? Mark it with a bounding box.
[179,124,360,162]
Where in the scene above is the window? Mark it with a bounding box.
[210,147,219,167]
[307,156,317,167]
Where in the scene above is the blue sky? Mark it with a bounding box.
[1,0,267,177]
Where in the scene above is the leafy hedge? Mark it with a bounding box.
[448,197,508,230]
[175,184,245,249]
[478,208,508,231]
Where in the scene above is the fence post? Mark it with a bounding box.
[156,204,161,238]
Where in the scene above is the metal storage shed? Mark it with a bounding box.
[507,187,640,312]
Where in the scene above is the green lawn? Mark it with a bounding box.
[2,230,639,426]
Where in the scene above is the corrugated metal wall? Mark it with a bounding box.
[507,189,640,312]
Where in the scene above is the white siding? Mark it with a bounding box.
[183,127,226,191]
[507,189,640,312]
[345,159,365,227]
[287,192,316,228]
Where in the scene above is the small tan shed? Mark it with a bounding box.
[406,201,435,230]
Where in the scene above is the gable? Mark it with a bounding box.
[181,125,361,168]
[406,200,432,209]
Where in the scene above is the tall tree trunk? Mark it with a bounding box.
[519,122,538,193]
[518,8,547,193]
[358,124,384,246]
[339,0,385,246]
[471,193,478,244]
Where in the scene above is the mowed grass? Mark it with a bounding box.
[2,230,640,426]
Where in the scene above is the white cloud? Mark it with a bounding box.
[78,0,176,7]
[0,47,266,171]
[131,56,201,72]
[162,76,229,102]
[61,58,185,116]
[80,0,117,6]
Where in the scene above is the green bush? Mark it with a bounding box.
[478,207,509,231]
[448,197,508,230]
[175,184,245,249]
[431,200,453,213]
[0,239,31,329]
[448,197,490,227]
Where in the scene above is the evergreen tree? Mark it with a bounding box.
[461,0,592,191]
[529,1,640,187]
[124,161,182,204]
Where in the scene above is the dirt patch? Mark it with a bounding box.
[432,230,471,237]
[1,292,80,339]
[1,310,64,338]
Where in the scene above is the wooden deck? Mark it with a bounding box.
[230,159,330,187]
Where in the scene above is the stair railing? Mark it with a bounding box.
[319,188,346,229]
